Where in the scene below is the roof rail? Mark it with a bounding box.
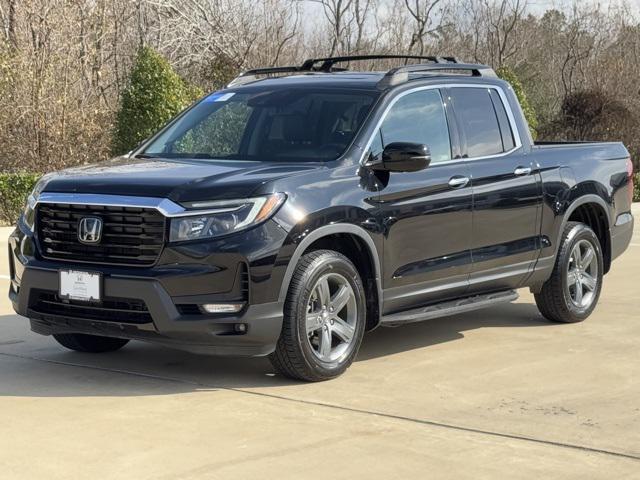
[226,54,494,88]
[300,54,460,72]
[377,62,496,89]
[227,55,454,87]
[227,65,307,87]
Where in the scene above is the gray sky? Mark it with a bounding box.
[300,0,639,40]
[302,0,640,20]
[528,0,639,13]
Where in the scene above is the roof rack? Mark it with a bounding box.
[377,62,496,89]
[226,54,495,88]
[300,54,460,72]
[227,65,308,87]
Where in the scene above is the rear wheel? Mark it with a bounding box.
[535,222,604,323]
[269,250,366,382]
[53,333,129,353]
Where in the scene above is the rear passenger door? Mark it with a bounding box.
[447,86,542,292]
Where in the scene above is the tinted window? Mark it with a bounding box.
[450,88,503,158]
[489,89,515,151]
[144,88,378,162]
[380,89,451,163]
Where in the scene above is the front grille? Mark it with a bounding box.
[30,290,152,324]
[36,203,165,266]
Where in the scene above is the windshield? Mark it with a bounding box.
[142,87,379,162]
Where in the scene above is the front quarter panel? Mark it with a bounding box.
[260,161,382,304]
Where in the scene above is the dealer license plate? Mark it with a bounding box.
[59,270,101,302]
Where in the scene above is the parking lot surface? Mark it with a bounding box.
[1,206,639,479]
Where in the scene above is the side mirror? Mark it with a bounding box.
[374,142,431,172]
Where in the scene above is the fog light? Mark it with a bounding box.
[234,323,247,333]
[200,303,244,314]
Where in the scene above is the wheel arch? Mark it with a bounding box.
[277,224,383,331]
[559,194,612,274]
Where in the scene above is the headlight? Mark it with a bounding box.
[22,194,37,231]
[22,174,53,231]
[169,193,286,242]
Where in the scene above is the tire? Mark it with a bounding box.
[535,221,604,323]
[269,250,367,382]
[53,333,130,353]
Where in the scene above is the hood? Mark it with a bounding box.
[43,156,322,203]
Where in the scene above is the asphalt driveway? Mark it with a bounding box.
[0,206,638,479]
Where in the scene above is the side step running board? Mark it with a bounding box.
[380,290,519,326]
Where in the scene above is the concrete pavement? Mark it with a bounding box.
[0,207,638,479]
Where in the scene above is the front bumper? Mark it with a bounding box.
[8,223,286,356]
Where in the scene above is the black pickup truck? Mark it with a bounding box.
[8,55,634,381]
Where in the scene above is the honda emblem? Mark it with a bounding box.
[78,217,103,244]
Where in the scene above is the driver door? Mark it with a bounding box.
[372,88,473,314]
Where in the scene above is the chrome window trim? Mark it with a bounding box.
[36,192,237,218]
[358,83,523,166]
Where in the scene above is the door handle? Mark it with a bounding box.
[448,176,469,188]
[514,166,532,176]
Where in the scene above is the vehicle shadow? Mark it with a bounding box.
[0,301,550,397]
[358,301,548,361]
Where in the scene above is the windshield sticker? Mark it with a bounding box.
[203,92,235,103]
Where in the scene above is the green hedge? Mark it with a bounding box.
[0,173,40,225]
[635,173,640,203]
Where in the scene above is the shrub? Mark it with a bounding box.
[634,173,640,203]
[0,173,40,225]
[539,89,639,171]
[546,89,635,141]
[200,55,238,90]
[496,66,538,139]
[111,47,203,156]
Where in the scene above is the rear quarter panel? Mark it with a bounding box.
[530,142,631,277]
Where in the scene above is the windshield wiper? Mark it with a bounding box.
[134,153,163,159]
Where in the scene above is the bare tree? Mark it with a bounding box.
[0,0,17,48]
[455,0,528,68]
[150,0,300,83]
[404,0,446,55]
[300,0,353,55]
[1,0,639,174]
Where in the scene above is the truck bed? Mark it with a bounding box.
[534,140,622,149]
[531,140,629,162]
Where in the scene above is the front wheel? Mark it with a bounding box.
[269,250,366,382]
[535,221,604,323]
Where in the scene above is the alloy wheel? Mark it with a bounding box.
[305,273,358,363]
[566,239,599,309]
